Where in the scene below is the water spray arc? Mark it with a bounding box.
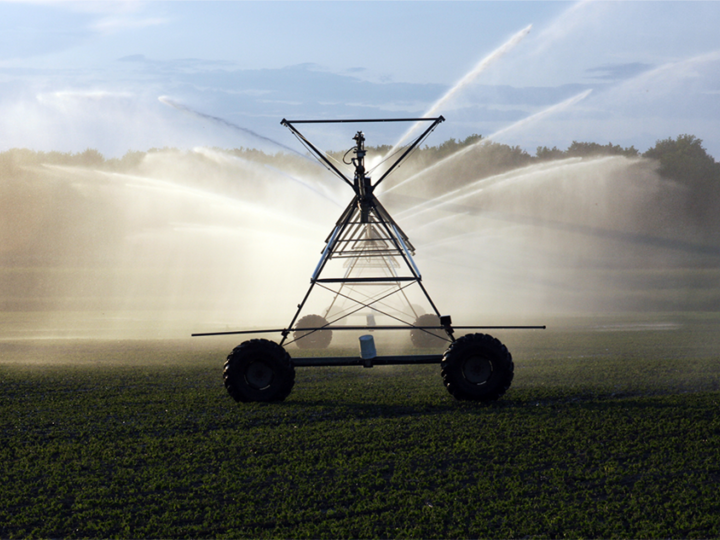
[193,116,544,404]
[385,88,593,196]
[396,158,584,223]
[384,24,532,160]
[158,96,310,159]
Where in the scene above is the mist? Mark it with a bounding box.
[0,147,342,339]
[2,138,718,342]
[386,154,720,320]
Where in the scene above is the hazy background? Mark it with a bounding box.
[1,0,719,341]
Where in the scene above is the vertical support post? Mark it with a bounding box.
[353,131,374,224]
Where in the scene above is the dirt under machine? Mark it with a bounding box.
[193,116,544,402]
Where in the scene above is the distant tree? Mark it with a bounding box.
[462,134,484,147]
[428,134,483,161]
[643,134,720,184]
[369,144,393,156]
[41,150,74,165]
[0,149,20,178]
[2,148,38,166]
[146,147,180,155]
[479,142,533,170]
[105,150,146,171]
[536,142,638,161]
[535,146,565,161]
[644,135,720,234]
[565,141,639,158]
[354,133,485,165]
[74,148,105,167]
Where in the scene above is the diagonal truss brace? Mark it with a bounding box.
[191,116,547,342]
[277,118,448,346]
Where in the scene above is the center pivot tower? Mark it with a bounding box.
[279,117,449,351]
[194,116,545,404]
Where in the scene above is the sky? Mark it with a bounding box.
[1,0,719,158]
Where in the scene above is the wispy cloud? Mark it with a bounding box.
[0,0,169,34]
[623,50,720,87]
[586,63,654,82]
[581,50,720,125]
[0,0,145,13]
[39,90,134,102]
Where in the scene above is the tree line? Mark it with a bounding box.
[1,134,718,187]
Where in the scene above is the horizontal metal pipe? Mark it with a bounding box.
[191,325,546,337]
[315,277,418,283]
[292,354,443,367]
[282,118,443,124]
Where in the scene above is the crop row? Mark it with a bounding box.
[2,334,719,538]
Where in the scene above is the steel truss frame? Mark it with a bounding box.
[193,117,544,366]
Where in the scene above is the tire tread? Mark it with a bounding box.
[441,333,513,402]
[223,339,295,402]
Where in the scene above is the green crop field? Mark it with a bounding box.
[2,314,720,539]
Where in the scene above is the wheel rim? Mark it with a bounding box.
[462,355,492,385]
[245,360,273,390]
[304,333,320,345]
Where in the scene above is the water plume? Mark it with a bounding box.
[158,96,306,158]
[0,148,339,339]
[400,155,720,319]
[193,147,343,207]
[2,140,719,343]
[487,89,592,141]
[530,0,597,57]
[384,89,592,195]
[384,24,532,158]
[396,158,583,221]
[588,50,720,117]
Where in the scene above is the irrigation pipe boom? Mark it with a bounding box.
[194,116,545,403]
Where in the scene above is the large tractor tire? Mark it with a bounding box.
[410,314,447,348]
[293,314,332,349]
[223,339,295,402]
[441,333,513,402]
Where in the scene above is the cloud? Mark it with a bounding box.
[2,42,719,161]
[629,50,720,87]
[0,0,169,39]
[39,90,134,102]
[597,50,720,117]
[493,50,720,157]
[586,63,654,82]
[0,0,145,13]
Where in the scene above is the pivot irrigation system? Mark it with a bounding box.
[193,116,544,402]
